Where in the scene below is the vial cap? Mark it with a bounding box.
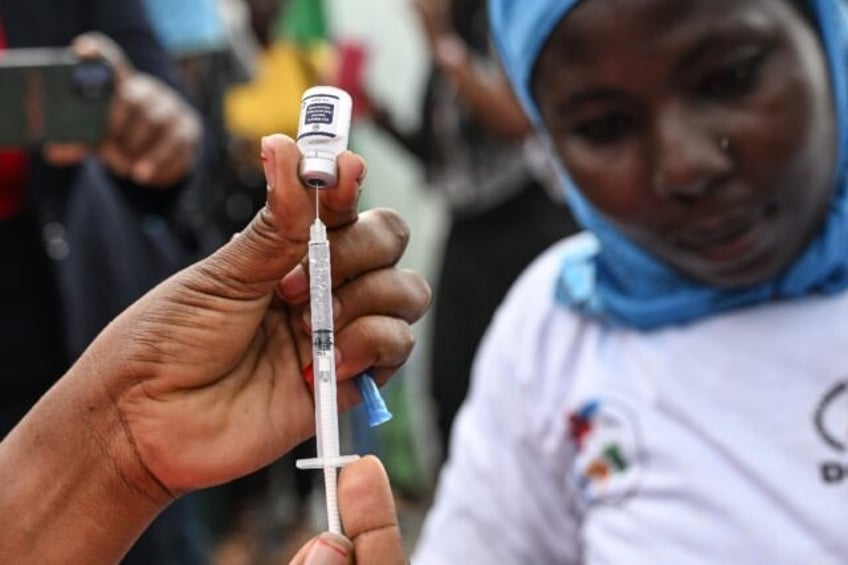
[299,157,338,189]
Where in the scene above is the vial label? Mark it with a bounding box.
[298,94,341,140]
[296,87,352,188]
[304,102,334,125]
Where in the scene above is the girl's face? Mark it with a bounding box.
[533,0,836,287]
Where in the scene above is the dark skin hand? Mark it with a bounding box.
[44,32,201,187]
[0,134,430,563]
[110,134,430,497]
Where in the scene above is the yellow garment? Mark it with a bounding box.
[225,42,334,140]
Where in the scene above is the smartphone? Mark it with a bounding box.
[0,48,113,148]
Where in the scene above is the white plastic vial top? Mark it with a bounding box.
[296,86,353,189]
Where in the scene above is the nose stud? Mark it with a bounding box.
[654,137,730,194]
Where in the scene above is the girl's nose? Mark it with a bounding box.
[651,105,732,199]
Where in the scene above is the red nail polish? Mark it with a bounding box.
[302,364,314,389]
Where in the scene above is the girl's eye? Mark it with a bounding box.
[698,52,766,98]
[571,114,635,145]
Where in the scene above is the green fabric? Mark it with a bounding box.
[275,0,328,46]
[377,375,426,494]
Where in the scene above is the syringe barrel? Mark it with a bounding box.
[309,222,333,333]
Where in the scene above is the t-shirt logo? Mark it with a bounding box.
[567,397,646,506]
[814,380,848,484]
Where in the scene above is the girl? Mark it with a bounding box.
[415,0,848,562]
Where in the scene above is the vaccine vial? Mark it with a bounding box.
[296,86,353,189]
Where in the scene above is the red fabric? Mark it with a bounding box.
[0,18,29,220]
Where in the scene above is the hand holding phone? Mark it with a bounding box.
[0,48,113,148]
[69,32,201,187]
[0,33,201,188]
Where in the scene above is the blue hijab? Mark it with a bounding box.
[489,0,848,329]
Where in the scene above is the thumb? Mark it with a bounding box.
[339,456,405,563]
[199,134,362,300]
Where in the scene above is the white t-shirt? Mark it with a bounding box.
[414,237,848,564]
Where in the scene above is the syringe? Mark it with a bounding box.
[295,216,359,535]
[294,85,393,535]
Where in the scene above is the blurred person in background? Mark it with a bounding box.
[141,0,244,254]
[0,0,203,561]
[367,0,578,459]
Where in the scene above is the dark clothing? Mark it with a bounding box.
[380,57,578,456]
[0,0,180,83]
[0,0,185,417]
[379,57,579,455]
[430,182,577,452]
[0,211,65,434]
[0,1,204,562]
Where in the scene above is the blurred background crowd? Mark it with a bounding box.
[0,0,576,562]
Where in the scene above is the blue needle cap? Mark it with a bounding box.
[355,372,393,427]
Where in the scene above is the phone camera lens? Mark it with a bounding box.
[71,60,113,100]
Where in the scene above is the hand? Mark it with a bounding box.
[44,32,201,187]
[71,134,430,502]
[289,456,406,564]
[0,134,429,562]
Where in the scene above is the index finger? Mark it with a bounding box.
[261,134,363,237]
[316,150,367,229]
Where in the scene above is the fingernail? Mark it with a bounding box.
[279,265,308,301]
[356,156,368,184]
[305,534,351,565]
[260,137,275,189]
